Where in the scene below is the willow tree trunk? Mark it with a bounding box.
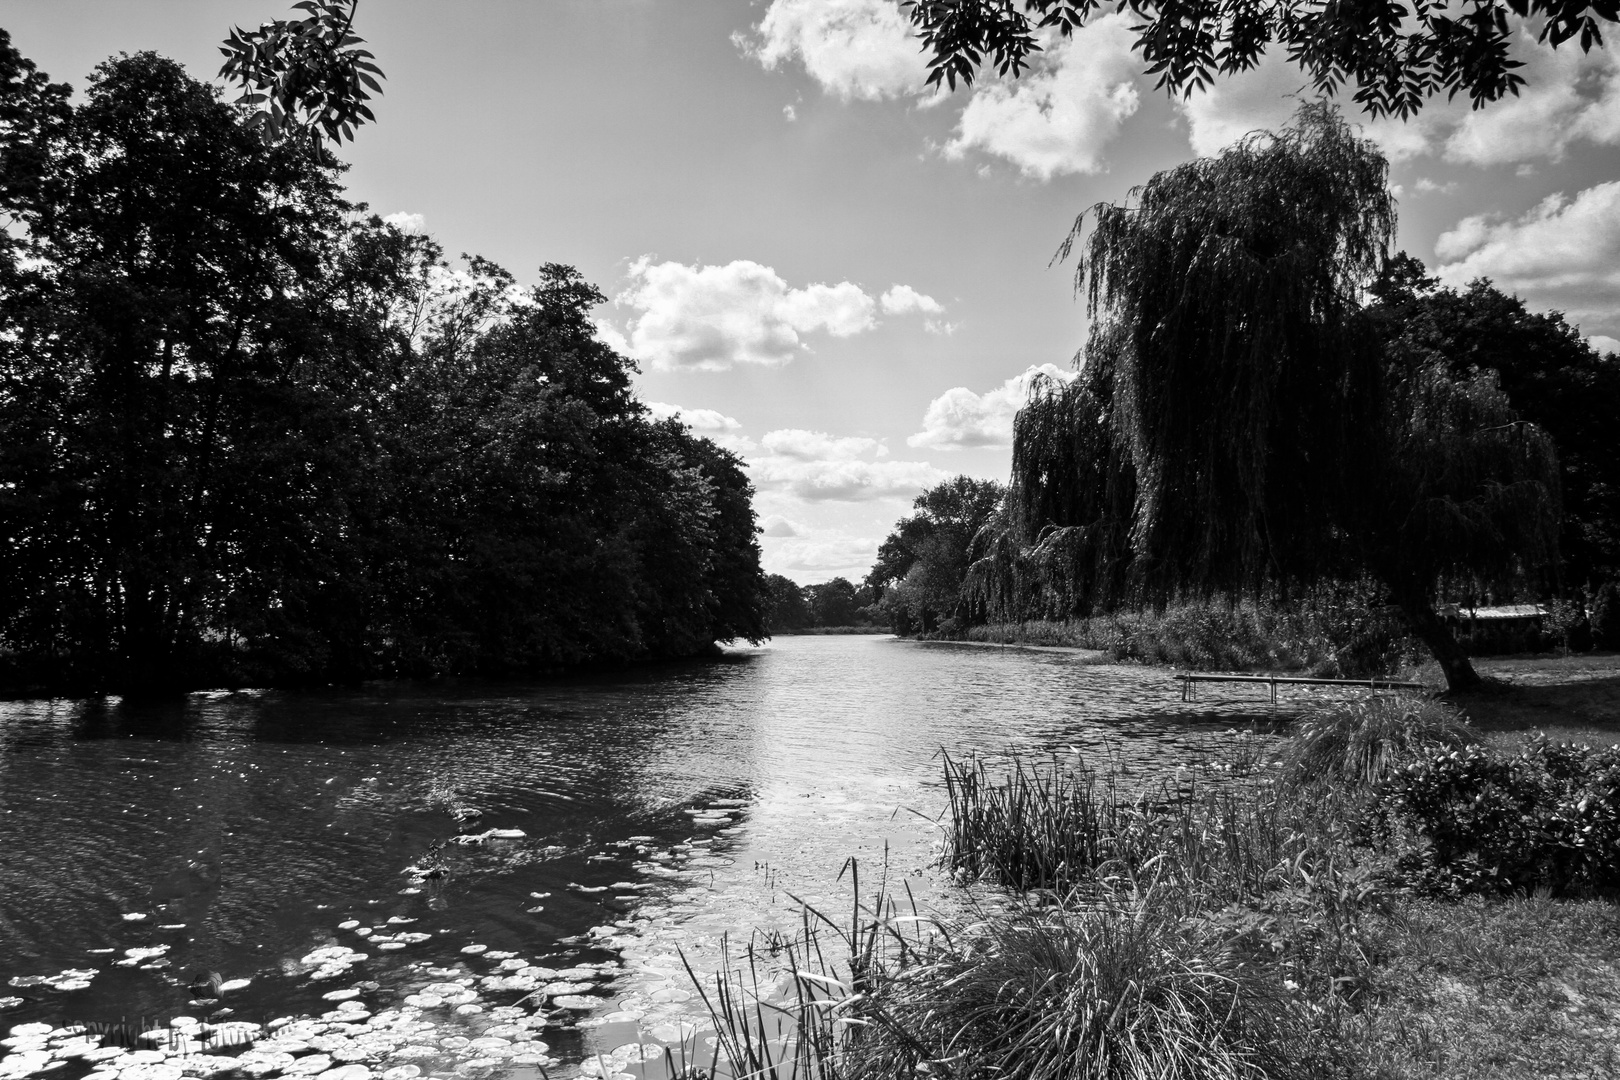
[1393,591,1482,693]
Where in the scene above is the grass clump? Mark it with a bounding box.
[1281,696,1475,787]
[852,892,1303,1080]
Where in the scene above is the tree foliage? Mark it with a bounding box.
[0,44,766,693]
[904,0,1620,118]
[1369,256,1620,587]
[968,104,1561,691]
[872,476,1005,633]
[219,0,382,146]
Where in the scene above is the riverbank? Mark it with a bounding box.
[1444,652,1620,746]
[691,684,1620,1079]
[922,597,1419,680]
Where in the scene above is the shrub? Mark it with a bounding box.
[1280,696,1475,788]
[1379,735,1620,895]
[849,893,1306,1080]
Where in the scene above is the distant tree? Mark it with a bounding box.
[872,476,1005,632]
[904,0,1618,119]
[763,573,811,633]
[806,577,861,627]
[1368,256,1620,588]
[981,104,1558,691]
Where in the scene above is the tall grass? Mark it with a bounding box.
[1280,696,1475,787]
[940,753,1316,911]
[849,892,1300,1080]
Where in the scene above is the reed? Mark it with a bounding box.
[939,752,1319,912]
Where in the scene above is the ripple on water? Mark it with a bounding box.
[1,636,1330,1075]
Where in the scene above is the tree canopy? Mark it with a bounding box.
[967,103,1562,690]
[871,476,1006,634]
[1368,257,1620,589]
[905,0,1620,118]
[0,40,768,693]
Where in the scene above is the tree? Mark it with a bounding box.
[985,103,1559,691]
[806,577,861,627]
[218,0,383,146]
[0,38,769,692]
[904,0,1619,118]
[871,476,1005,632]
[1368,256,1620,588]
[763,573,811,633]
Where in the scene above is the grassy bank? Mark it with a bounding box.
[687,694,1620,1079]
[928,595,1420,679]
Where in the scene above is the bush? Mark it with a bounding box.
[1281,696,1474,788]
[1379,735,1620,895]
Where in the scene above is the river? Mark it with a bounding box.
[0,636,1292,1080]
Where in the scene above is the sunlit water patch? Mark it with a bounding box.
[2,636,1348,1078]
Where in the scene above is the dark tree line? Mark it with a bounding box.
[762,574,884,633]
[0,37,767,694]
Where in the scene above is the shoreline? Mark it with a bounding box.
[910,636,1112,661]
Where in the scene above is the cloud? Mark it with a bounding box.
[613,257,879,371]
[383,211,426,233]
[738,0,928,101]
[1589,335,1620,356]
[1176,27,1620,166]
[749,427,943,501]
[1413,177,1458,196]
[1440,35,1620,166]
[761,531,881,581]
[907,363,1078,450]
[879,284,944,316]
[1435,181,1620,336]
[945,16,1141,179]
[645,401,742,433]
[643,401,756,452]
[761,428,887,460]
[759,514,804,537]
[753,457,947,501]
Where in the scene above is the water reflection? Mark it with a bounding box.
[1,636,1302,1076]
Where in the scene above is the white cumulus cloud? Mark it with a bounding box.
[879,284,944,316]
[762,531,882,581]
[1435,181,1620,337]
[761,428,887,460]
[613,257,879,371]
[738,0,928,101]
[753,456,947,502]
[1589,335,1620,355]
[1176,26,1620,166]
[643,401,756,452]
[748,427,943,502]
[382,211,427,234]
[907,364,1078,450]
[760,514,805,538]
[945,16,1141,179]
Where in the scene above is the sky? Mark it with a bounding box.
[7,1,1620,584]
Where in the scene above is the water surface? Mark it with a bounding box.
[0,636,1292,1077]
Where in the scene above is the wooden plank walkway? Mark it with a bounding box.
[1175,672,1427,703]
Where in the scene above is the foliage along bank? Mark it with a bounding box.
[0,39,769,695]
[872,104,1620,691]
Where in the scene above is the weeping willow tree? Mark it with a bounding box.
[969,103,1559,691]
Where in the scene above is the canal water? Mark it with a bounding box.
[0,636,1290,1079]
